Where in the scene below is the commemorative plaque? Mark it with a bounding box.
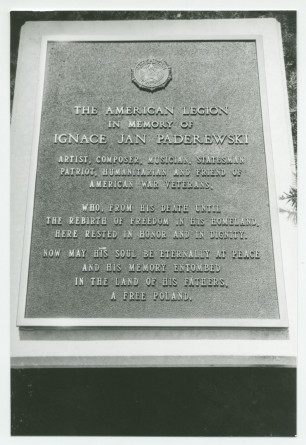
[14,21,291,330]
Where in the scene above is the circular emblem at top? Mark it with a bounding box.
[131,58,172,92]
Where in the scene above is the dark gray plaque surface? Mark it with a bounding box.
[20,39,285,324]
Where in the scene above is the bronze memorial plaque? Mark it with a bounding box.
[17,38,288,327]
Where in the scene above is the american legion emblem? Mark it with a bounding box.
[131,58,172,92]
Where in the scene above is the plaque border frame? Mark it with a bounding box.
[16,33,288,329]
